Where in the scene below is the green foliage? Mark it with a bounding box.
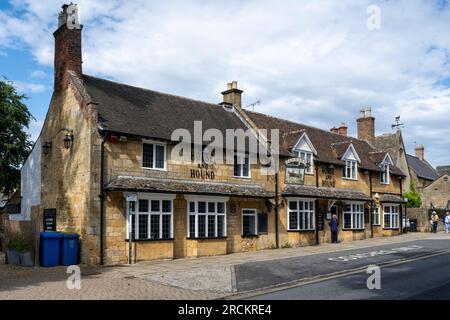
[281,241,293,249]
[403,180,422,208]
[0,78,34,196]
[6,233,32,252]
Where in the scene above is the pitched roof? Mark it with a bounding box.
[244,111,405,175]
[374,133,399,159]
[82,75,248,141]
[406,154,440,181]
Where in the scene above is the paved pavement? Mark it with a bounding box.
[249,252,450,300]
[0,232,448,300]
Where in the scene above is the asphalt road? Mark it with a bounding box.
[233,238,450,299]
[249,252,450,300]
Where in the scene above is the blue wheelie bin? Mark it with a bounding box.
[40,232,63,267]
[60,233,80,266]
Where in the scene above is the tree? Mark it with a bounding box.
[403,180,422,208]
[0,79,34,196]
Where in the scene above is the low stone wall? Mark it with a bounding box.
[406,208,430,232]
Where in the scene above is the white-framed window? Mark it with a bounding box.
[299,151,314,174]
[381,164,390,184]
[242,209,258,236]
[126,195,174,240]
[287,198,315,231]
[383,204,400,229]
[233,155,251,178]
[343,202,365,230]
[142,141,167,170]
[372,206,381,226]
[343,160,358,180]
[187,196,227,238]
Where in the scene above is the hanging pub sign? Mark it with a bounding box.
[43,209,57,232]
[285,158,306,184]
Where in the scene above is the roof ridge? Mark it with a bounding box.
[245,110,376,148]
[83,74,222,109]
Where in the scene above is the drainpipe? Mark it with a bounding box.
[369,172,374,238]
[399,177,403,235]
[99,131,109,265]
[315,162,320,245]
[275,172,280,249]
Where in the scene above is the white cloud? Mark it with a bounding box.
[1,0,450,166]
[12,80,48,93]
[30,70,47,79]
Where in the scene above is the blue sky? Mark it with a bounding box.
[0,0,449,167]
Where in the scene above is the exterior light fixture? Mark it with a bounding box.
[374,193,380,201]
[63,131,74,150]
[42,142,52,155]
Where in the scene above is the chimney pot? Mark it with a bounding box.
[54,3,83,92]
[357,108,375,145]
[221,81,243,108]
[415,144,425,160]
[338,123,348,136]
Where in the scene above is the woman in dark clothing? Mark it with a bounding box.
[329,214,339,243]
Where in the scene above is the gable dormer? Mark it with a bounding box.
[341,144,360,180]
[380,153,393,184]
[293,133,317,174]
[341,143,361,163]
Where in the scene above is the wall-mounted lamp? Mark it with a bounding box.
[42,142,52,155]
[63,131,74,150]
[42,128,74,155]
[374,193,380,201]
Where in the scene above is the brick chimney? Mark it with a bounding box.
[357,108,375,145]
[338,123,348,136]
[54,3,83,92]
[415,144,425,160]
[221,81,243,108]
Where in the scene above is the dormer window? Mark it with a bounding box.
[341,143,360,181]
[380,153,393,185]
[344,160,357,180]
[381,164,390,184]
[293,133,317,176]
[299,151,313,174]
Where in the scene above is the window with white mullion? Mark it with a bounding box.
[287,199,315,231]
[188,200,227,238]
[383,205,399,229]
[344,160,357,180]
[142,141,167,170]
[343,203,365,230]
[381,164,390,184]
[298,151,314,174]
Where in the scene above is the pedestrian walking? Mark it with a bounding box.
[431,211,439,233]
[329,214,339,243]
[445,212,450,234]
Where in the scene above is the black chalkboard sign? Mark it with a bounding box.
[317,208,324,231]
[43,209,57,231]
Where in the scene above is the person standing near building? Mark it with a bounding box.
[431,212,439,233]
[445,212,450,234]
[329,214,339,243]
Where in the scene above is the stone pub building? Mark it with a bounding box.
[14,4,407,265]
